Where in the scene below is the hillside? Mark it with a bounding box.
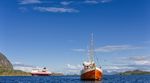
[0,70,31,76]
[119,70,150,75]
[0,52,31,76]
[0,52,13,70]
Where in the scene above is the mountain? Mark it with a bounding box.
[0,52,13,70]
[0,52,32,76]
[119,70,150,75]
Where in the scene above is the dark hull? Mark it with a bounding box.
[31,73,50,76]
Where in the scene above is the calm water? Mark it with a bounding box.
[0,75,150,83]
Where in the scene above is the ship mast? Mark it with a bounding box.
[89,33,94,63]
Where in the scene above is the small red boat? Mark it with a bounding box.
[81,34,103,80]
[81,62,103,80]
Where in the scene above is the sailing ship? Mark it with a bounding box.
[81,34,103,80]
[31,67,51,76]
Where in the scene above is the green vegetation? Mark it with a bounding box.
[119,70,150,75]
[0,52,31,76]
[0,69,31,76]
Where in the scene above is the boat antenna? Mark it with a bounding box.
[89,33,94,62]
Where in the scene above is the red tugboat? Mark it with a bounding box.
[31,67,51,76]
[81,34,103,80]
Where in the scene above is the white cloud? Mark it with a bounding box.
[13,61,22,64]
[128,56,147,61]
[106,56,150,71]
[19,0,41,4]
[60,1,73,5]
[14,66,34,72]
[66,64,82,70]
[134,60,150,65]
[17,0,113,13]
[103,64,135,72]
[84,0,99,4]
[100,0,112,3]
[103,64,150,74]
[65,64,82,75]
[102,65,128,74]
[13,62,36,72]
[73,45,141,52]
[102,55,150,73]
[84,0,112,4]
[127,56,150,65]
[34,7,79,13]
[72,49,85,52]
[95,45,141,52]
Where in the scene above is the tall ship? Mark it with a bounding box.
[81,34,103,80]
[31,67,51,76]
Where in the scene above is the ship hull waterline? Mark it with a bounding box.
[81,69,103,80]
[31,73,51,76]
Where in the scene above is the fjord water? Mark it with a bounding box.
[0,75,150,83]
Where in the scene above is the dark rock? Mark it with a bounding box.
[0,52,13,70]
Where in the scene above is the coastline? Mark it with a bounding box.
[119,70,150,75]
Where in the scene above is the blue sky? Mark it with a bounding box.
[0,0,150,74]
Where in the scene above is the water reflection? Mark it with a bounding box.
[81,80,102,83]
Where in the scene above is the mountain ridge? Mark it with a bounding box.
[0,52,13,70]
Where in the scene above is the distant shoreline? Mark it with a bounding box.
[119,70,150,75]
[1,69,150,76]
[0,69,65,76]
